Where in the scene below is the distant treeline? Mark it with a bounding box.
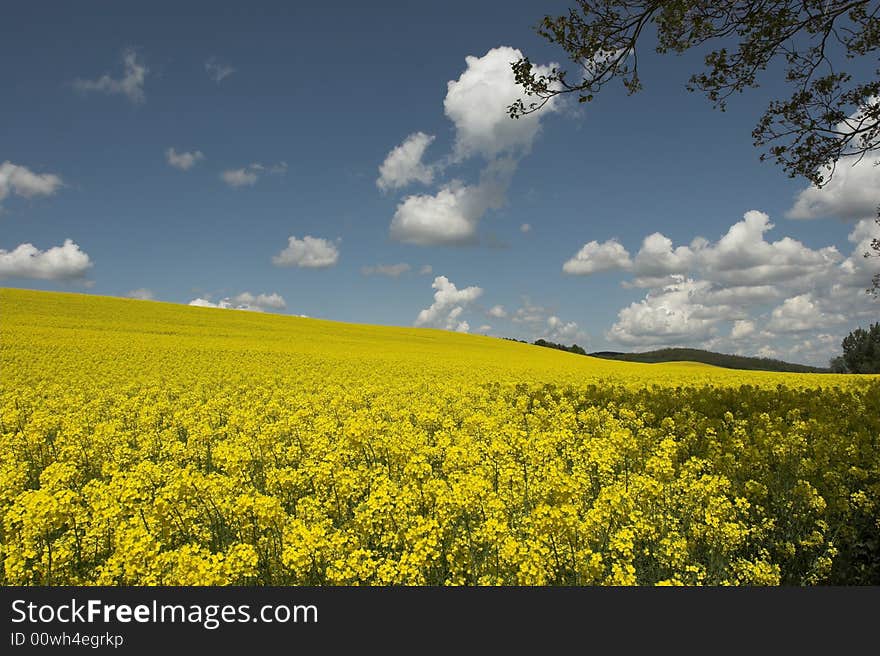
[588,348,828,373]
[534,338,588,356]
[503,337,588,356]
[504,338,827,373]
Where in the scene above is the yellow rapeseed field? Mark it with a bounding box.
[1,287,878,585]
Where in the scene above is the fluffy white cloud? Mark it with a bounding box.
[0,161,63,205]
[691,284,783,306]
[584,212,840,291]
[166,148,204,171]
[836,218,880,286]
[188,291,286,312]
[801,220,880,345]
[415,275,483,331]
[787,155,880,221]
[698,211,841,286]
[233,292,286,310]
[126,288,154,300]
[563,239,632,275]
[607,279,718,347]
[444,46,559,160]
[390,158,514,245]
[786,333,841,363]
[381,47,560,246]
[377,132,436,191]
[221,168,258,187]
[600,212,878,364]
[249,161,288,174]
[361,263,411,278]
[487,304,507,318]
[730,320,755,340]
[390,184,477,244]
[545,315,586,344]
[512,299,549,325]
[786,99,880,221]
[507,299,585,344]
[0,239,93,280]
[73,49,147,103]
[221,162,286,187]
[632,232,694,278]
[272,235,339,268]
[756,345,780,359]
[520,223,531,233]
[205,57,236,83]
[765,294,847,333]
[477,324,492,333]
[189,297,226,309]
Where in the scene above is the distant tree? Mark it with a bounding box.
[829,356,850,373]
[840,322,880,373]
[533,339,588,356]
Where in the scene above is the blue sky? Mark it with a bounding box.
[2,1,878,365]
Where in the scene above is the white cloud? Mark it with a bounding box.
[786,99,880,221]
[419,264,433,275]
[205,57,236,83]
[607,279,718,347]
[477,324,492,333]
[508,299,585,344]
[563,239,632,275]
[756,345,780,359]
[0,161,63,205]
[73,49,147,103]
[520,223,531,233]
[381,47,560,247]
[765,293,847,333]
[697,211,841,286]
[691,284,783,306]
[126,288,154,300]
[487,304,508,318]
[390,158,515,245]
[632,232,694,278]
[786,333,841,363]
[597,212,879,363]
[730,320,755,340]
[787,155,880,221]
[512,299,550,325]
[444,46,559,160]
[836,218,880,287]
[0,239,93,280]
[249,161,288,174]
[221,168,258,187]
[231,291,286,311]
[361,263,411,278]
[545,315,586,344]
[587,212,840,291]
[377,132,436,191]
[390,184,477,245]
[415,275,482,331]
[189,297,226,309]
[272,235,339,268]
[221,162,286,188]
[166,148,204,171]
[188,291,286,312]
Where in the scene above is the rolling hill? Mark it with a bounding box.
[588,347,828,373]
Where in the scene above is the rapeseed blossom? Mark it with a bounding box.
[1,288,878,585]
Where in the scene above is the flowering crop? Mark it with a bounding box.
[1,288,878,585]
